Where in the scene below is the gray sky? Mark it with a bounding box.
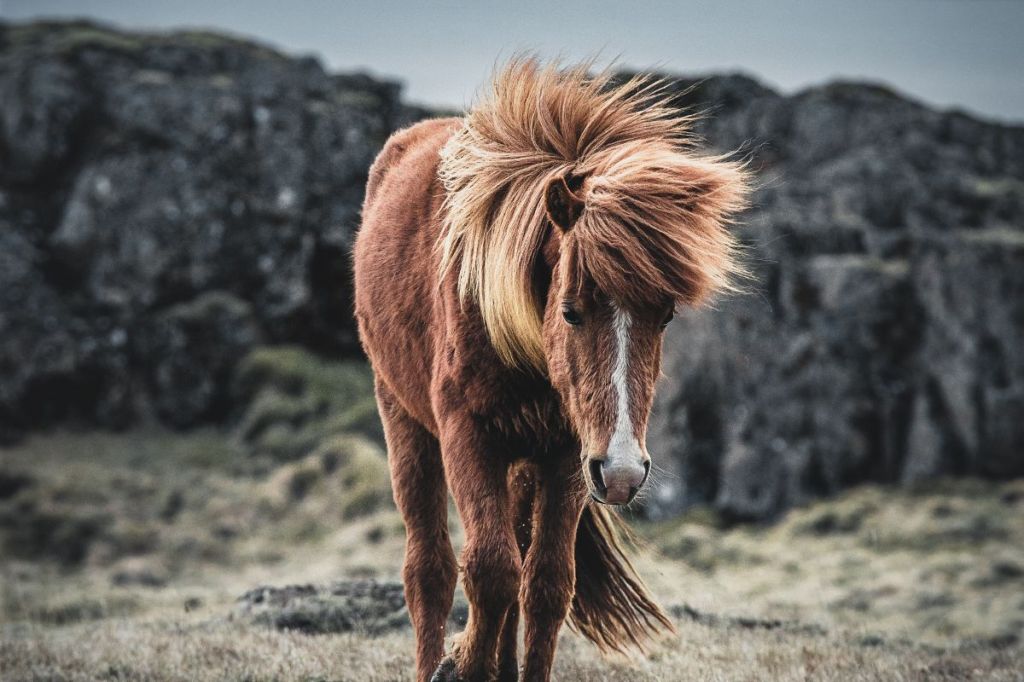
[2,0,1022,122]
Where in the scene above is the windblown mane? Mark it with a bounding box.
[438,58,748,370]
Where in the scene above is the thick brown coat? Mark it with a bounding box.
[354,60,746,682]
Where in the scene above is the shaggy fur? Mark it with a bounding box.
[354,58,748,682]
[438,59,747,371]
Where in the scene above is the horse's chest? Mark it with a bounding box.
[437,368,569,454]
[486,395,565,447]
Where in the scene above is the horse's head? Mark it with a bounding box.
[437,63,748,506]
[542,283,668,505]
[537,164,744,505]
[537,176,670,505]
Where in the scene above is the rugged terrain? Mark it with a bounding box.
[2,22,1023,678]
[2,397,1023,679]
[2,21,1021,519]
[646,74,1024,518]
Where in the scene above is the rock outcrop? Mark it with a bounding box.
[645,76,1024,518]
[0,21,424,440]
[235,581,411,635]
[235,581,471,635]
[2,22,1021,519]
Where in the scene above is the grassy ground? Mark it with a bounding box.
[642,478,1024,648]
[5,614,1023,681]
[2,397,1023,679]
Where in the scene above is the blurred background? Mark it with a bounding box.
[1,2,1022,680]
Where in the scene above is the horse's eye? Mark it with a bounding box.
[660,308,674,329]
[562,305,583,326]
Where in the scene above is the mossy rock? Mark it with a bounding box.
[315,436,391,519]
[0,505,110,566]
[236,388,324,443]
[234,347,373,409]
[261,436,391,520]
[324,396,385,443]
[248,422,323,462]
[237,580,409,635]
[232,347,381,461]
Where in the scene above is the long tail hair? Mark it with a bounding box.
[569,503,675,653]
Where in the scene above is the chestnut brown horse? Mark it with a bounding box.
[354,60,747,682]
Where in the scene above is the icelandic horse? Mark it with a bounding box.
[354,59,747,682]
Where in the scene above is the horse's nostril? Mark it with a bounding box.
[589,458,606,494]
[642,460,651,484]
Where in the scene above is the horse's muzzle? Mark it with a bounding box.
[586,456,650,505]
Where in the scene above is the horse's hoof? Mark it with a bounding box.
[429,657,463,682]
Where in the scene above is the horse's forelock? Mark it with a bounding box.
[573,148,749,309]
[438,57,749,370]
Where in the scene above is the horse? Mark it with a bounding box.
[354,59,748,682]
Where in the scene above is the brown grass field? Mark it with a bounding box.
[2,418,1023,680]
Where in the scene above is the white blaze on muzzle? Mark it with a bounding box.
[604,306,647,477]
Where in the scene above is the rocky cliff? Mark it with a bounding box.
[0,21,425,438]
[1,22,1021,518]
[646,75,1024,518]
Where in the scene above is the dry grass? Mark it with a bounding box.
[640,478,1024,648]
[2,424,1023,681]
[3,613,1022,681]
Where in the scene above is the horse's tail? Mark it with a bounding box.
[569,503,675,653]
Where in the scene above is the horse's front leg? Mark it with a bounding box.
[432,416,521,682]
[518,455,588,681]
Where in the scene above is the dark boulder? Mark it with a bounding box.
[236,581,410,635]
[906,229,1024,481]
[646,75,1024,519]
[235,580,469,635]
[136,292,262,427]
[0,21,423,434]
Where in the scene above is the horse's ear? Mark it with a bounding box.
[545,174,585,231]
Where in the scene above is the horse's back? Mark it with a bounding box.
[354,117,462,430]
[362,117,458,209]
